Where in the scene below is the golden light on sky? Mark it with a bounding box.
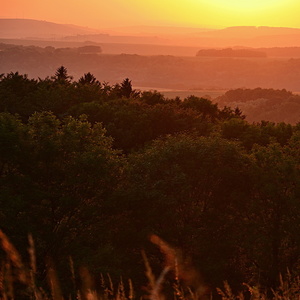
[2,0,300,29]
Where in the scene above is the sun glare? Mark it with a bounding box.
[189,0,286,11]
[2,0,300,29]
[173,0,298,28]
[209,0,279,10]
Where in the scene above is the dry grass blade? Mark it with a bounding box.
[28,234,37,274]
[107,273,115,296]
[5,262,14,300]
[69,256,76,292]
[28,233,43,300]
[151,266,170,300]
[141,250,156,291]
[80,266,96,299]
[47,259,63,300]
[149,235,176,271]
[216,281,236,300]
[84,289,98,300]
[243,283,265,300]
[0,263,4,295]
[128,279,134,300]
[149,235,209,300]
[116,277,125,300]
[0,230,27,284]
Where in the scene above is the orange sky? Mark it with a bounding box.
[1,0,300,29]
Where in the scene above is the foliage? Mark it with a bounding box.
[52,66,73,84]
[1,69,300,297]
[0,111,124,289]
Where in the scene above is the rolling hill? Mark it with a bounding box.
[2,19,300,48]
[0,19,101,39]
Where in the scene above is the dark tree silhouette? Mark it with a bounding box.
[117,78,139,98]
[52,66,73,84]
[78,72,100,86]
[120,78,132,98]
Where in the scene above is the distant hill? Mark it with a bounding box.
[102,25,215,36]
[0,19,101,39]
[0,19,174,46]
[196,48,267,57]
[63,25,300,47]
[215,88,300,124]
[2,19,300,50]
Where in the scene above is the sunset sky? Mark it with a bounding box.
[2,0,300,29]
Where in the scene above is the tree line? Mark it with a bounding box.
[196,48,267,57]
[216,88,300,124]
[2,42,300,92]
[1,67,300,298]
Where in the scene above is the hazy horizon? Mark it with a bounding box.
[2,3,300,94]
[2,0,300,30]
[4,17,300,32]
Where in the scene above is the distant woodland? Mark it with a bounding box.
[215,88,300,124]
[196,48,267,57]
[1,67,300,298]
[1,43,300,93]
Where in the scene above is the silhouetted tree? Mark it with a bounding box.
[140,90,166,105]
[0,72,38,117]
[117,78,139,99]
[78,72,100,86]
[118,134,253,286]
[0,111,124,292]
[52,66,73,84]
[234,107,246,119]
[181,95,219,121]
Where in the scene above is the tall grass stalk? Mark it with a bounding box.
[0,232,300,300]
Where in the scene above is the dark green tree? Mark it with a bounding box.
[140,90,166,105]
[78,72,100,86]
[181,96,219,121]
[0,112,124,289]
[52,66,73,84]
[0,72,38,117]
[116,78,139,99]
[245,142,300,287]
[112,134,253,286]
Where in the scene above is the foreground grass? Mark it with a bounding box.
[0,230,300,300]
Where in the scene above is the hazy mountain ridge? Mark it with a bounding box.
[63,34,168,45]
[0,19,102,39]
[2,19,300,48]
[61,25,300,47]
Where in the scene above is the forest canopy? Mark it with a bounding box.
[1,67,300,298]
